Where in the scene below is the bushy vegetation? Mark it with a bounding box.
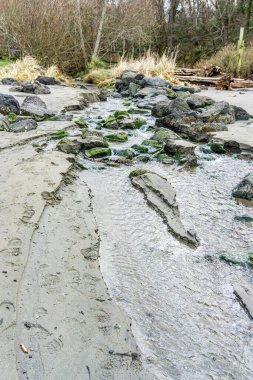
[0,56,67,83]
[85,51,177,86]
[197,43,253,78]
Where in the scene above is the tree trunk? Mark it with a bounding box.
[245,0,253,35]
[92,0,108,60]
[76,0,86,63]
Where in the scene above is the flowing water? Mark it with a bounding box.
[66,98,253,379]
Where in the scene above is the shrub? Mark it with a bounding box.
[196,43,253,78]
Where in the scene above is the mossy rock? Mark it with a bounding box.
[156,153,171,162]
[73,117,88,127]
[85,147,112,158]
[81,130,103,138]
[137,155,150,162]
[54,130,69,139]
[115,149,135,160]
[151,129,174,143]
[131,144,149,153]
[209,143,226,154]
[8,112,18,123]
[105,133,128,142]
[123,101,132,106]
[129,168,148,178]
[129,108,150,114]
[103,116,118,128]
[114,110,130,118]
[234,216,253,223]
[142,139,163,149]
[219,252,253,268]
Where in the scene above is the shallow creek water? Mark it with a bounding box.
[60,97,253,379]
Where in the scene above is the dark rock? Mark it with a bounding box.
[186,95,214,109]
[9,119,38,133]
[1,78,19,85]
[0,115,10,131]
[115,149,135,160]
[131,172,199,247]
[120,70,144,86]
[85,147,112,158]
[128,82,141,97]
[10,81,51,95]
[139,77,171,88]
[234,285,253,319]
[152,99,171,117]
[151,128,178,143]
[36,76,60,85]
[21,96,54,119]
[233,105,251,121]
[135,86,168,98]
[223,140,241,154]
[80,136,108,149]
[209,143,226,154]
[233,172,253,200]
[0,94,20,115]
[172,85,199,94]
[201,101,235,124]
[136,95,169,110]
[57,139,83,154]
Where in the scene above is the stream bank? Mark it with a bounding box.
[0,77,253,379]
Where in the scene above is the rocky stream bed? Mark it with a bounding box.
[0,72,253,380]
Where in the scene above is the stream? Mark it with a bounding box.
[54,96,253,379]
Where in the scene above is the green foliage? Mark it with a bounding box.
[87,57,108,70]
[54,130,69,139]
[8,113,18,123]
[0,58,12,68]
[129,168,148,178]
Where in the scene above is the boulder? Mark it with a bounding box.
[105,133,128,142]
[136,95,170,110]
[21,96,54,119]
[80,136,108,149]
[152,99,171,117]
[135,86,168,98]
[201,101,235,124]
[120,118,146,129]
[0,115,10,131]
[151,128,178,143]
[120,70,144,86]
[172,85,199,94]
[232,172,253,201]
[57,139,83,154]
[1,78,19,85]
[233,105,251,121]
[186,95,214,109]
[9,119,38,133]
[36,76,60,85]
[115,149,135,160]
[128,82,141,97]
[10,81,51,95]
[139,76,171,88]
[0,94,20,115]
[85,147,112,158]
[165,139,196,156]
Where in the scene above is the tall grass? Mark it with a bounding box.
[0,56,68,83]
[84,51,177,86]
[196,43,253,78]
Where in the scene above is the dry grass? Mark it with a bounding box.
[196,43,253,78]
[84,51,178,86]
[0,56,68,83]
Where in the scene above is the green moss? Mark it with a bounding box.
[114,110,130,118]
[129,168,148,178]
[132,118,146,129]
[123,101,132,106]
[8,113,18,123]
[209,143,226,154]
[142,139,163,149]
[85,147,111,158]
[131,144,149,153]
[105,133,128,142]
[219,253,253,268]
[103,116,117,127]
[73,117,88,127]
[115,149,135,160]
[54,130,69,139]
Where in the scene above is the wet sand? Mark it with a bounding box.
[0,85,154,380]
